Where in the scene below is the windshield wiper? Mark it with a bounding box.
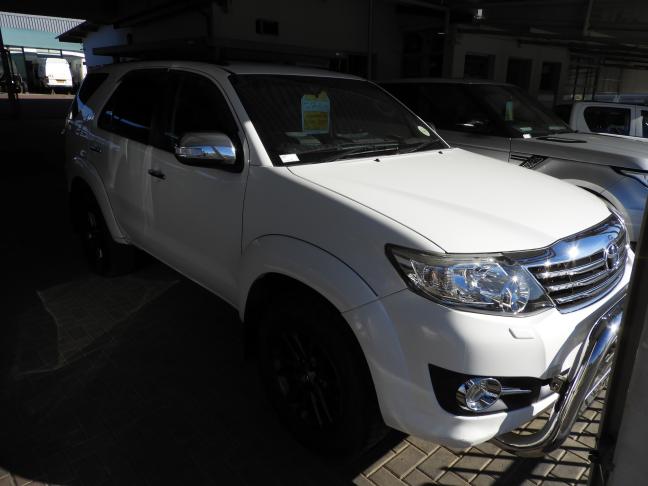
[297,142,400,163]
[399,139,446,154]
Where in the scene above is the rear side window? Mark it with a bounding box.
[583,106,631,136]
[98,69,167,145]
[70,72,108,119]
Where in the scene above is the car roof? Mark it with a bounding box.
[90,60,363,80]
[379,77,516,87]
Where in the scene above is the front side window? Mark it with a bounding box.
[231,75,445,165]
[584,106,631,136]
[164,72,240,149]
[98,69,166,145]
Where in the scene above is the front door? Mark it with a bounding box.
[147,70,248,301]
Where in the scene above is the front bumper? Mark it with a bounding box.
[343,254,632,448]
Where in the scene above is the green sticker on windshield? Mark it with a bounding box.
[505,100,514,121]
[301,91,330,134]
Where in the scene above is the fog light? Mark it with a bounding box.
[457,377,502,412]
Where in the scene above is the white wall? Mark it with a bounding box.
[83,25,131,68]
[450,32,569,96]
[619,68,648,94]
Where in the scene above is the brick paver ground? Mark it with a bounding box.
[0,100,602,485]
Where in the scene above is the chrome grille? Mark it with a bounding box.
[521,215,628,312]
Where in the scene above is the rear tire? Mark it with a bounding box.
[256,289,385,458]
[77,193,135,276]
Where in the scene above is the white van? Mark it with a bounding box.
[37,57,73,91]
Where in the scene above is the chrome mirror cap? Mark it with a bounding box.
[175,132,237,165]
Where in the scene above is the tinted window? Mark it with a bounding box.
[584,106,631,136]
[642,110,648,138]
[71,72,108,119]
[165,72,240,150]
[385,83,495,135]
[470,84,571,137]
[506,58,532,90]
[98,70,166,145]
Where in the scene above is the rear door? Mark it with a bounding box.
[88,69,168,245]
[64,72,109,170]
[146,69,247,300]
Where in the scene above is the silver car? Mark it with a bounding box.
[381,79,648,244]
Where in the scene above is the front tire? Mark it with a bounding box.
[256,290,384,458]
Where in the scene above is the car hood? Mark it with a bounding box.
[288,148,611,253]
[512,132,648,170]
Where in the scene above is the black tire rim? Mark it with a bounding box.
[269,330,343,431]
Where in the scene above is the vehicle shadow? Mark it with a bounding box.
[0,266,366,485]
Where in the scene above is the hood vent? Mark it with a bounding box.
[536,136,586,143]
[510,153,546,170]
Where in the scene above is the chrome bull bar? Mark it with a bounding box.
[493,296,624,457]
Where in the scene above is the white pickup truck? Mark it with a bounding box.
[64,61,631,458]
[568,101,648,139]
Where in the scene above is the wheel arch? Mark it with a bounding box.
[238,235,380,352]
[68,173,127,243]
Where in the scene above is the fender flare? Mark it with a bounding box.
[68,157,128,243]
[237,234,379,320]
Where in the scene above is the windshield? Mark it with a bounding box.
[468,84,572,137]
[231,74,447,165]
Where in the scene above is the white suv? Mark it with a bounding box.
[64,61,631,457]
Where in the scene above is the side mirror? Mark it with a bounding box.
[175,132,237,167]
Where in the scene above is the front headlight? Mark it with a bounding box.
[387,245,553,315]
[618,168,648,188]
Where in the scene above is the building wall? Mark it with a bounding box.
[82,0,404,79]
[83,25,131,67]
[450,32,570,98]
[619,68,648,94]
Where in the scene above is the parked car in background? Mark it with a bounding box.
[64,62,631,458]
[0,72,27,93]
[37,57,73,92]
[566,101,648,139]
[381,79,648,244]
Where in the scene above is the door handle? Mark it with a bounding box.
[148,169,166,180]
[89,143,102,153]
